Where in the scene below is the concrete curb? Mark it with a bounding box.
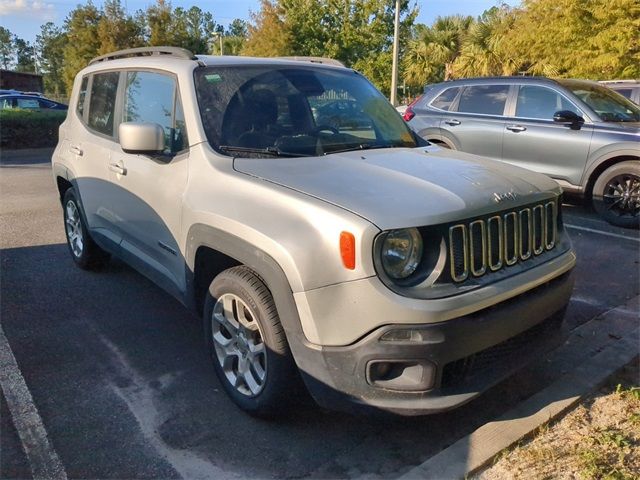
[398,297,640,480]
[0,147,54,162]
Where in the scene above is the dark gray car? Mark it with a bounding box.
[406,77,640,228]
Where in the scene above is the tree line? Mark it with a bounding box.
[1,0,638,101]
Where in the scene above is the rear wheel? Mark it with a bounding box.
[204,266,300,417]
[592,161,640,229]
[62,188,110,269]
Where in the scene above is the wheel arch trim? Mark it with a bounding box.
[423,130,458,150]
[583,148,640,197]
[185,223,307,343]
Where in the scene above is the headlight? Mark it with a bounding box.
[381,228,423,279]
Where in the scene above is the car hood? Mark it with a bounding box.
[233,146,561,230]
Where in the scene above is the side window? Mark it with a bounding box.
[77,76,89,118]
[431,87,460,111]
[17,98,40,109]
[614,88,633,100]
[88,72,119,136]
[123,71,188,154]
[0,98,13,109]
[515,85,580,120]
[458,85,509,116]
[38,99,54,109]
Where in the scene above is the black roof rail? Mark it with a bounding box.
[89,46,196,66]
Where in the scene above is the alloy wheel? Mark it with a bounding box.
[65,200,84,257]
[603,174,640,218]
[211,293,267,397]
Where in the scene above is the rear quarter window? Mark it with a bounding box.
[77,76,89,118]
[430,87,460,111]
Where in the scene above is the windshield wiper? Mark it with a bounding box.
[324,143,396,155]
[219,145,311,157]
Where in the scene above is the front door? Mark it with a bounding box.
[501,84,592,186]
[107,70,189,294]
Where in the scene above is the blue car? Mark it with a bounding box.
[0,94,68,110]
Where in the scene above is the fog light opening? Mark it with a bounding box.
[367,360,435,391]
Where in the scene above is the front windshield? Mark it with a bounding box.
[559,80,640,122]
[194,65,417,157]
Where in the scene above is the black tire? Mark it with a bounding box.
[62,188,110,269]
[204,266,300,417]
[592,161,640,229]
[428,140,452,149]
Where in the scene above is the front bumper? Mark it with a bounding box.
[292,268,574,415]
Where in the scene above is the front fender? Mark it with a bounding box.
[184,222,319,356]
[583,143,640,187]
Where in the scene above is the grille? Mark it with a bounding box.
[448,200,557,282]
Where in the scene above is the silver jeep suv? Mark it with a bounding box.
[53,47,576,416]
[405,77,640,228]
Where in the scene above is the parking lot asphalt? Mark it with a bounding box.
[1,149,638,479]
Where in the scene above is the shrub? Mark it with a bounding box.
[0,109,67,149]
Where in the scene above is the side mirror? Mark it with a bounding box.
[553,110,585,130]
[119,122,165,154]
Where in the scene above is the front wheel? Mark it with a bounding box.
[62,188,110,269]
[204,266,300,417]
[592,161,640,229]
[428,140,452,150]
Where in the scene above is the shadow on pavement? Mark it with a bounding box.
[0,242,577,479]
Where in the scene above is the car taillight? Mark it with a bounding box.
[402,94,423,122]
[402,107,415,122]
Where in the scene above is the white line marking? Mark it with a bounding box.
[0,324,67,480]
[565,223,640,243]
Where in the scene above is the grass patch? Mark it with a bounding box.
[474,359,640,480]
[0,109,67,149]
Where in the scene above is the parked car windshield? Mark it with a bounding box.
[558,80,640,122]
[194,65,417,158]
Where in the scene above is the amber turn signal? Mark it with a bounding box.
[340,231,356,270]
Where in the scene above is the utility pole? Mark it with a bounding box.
[390,0,400,106]
[32,46,38,75]
[212,32,223,56]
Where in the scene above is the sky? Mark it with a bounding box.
[0,0,520,43]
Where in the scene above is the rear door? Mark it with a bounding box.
[408,86,459,146]
[107,70,189,294]
[501,84,593,186]
[73,71,124,247]
[439,84,510,160]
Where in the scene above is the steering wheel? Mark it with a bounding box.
[310,125,339,135]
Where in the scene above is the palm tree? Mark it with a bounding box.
[402,15,472,87]
[452,6,520,77]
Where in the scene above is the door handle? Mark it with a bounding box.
[445,119,461,126]
[69,146,83,156]
[108,163,127,175]
[506,125,527,132]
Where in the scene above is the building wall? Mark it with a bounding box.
[0,70,44,92]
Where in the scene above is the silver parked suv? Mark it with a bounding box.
[53,47,576,416]
[405,77,640,228]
